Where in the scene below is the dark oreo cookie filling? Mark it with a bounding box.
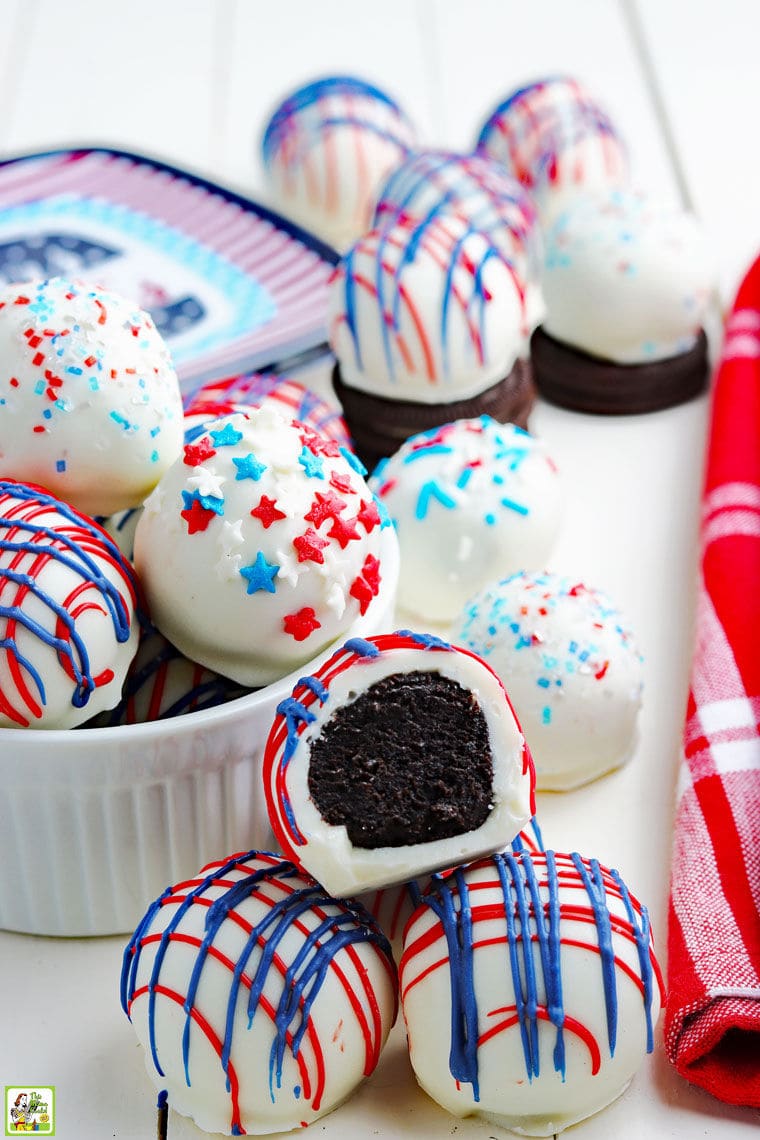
[307,669,493,849]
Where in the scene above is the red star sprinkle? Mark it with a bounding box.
[304,490,347,528]
[349,554,382,615]
[283,607,321,641]
[330,471,354,495]
[293,528,329,564]
[357,499,381,533]
[183,437,217,467]
[250,494,286,529]
[362,553,381,592]
[328,513,361,549]
[299,427,340,457]
[180,498,217,534]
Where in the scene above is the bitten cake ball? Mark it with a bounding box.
[261,75,416,251]
[369,417,562,625]
[0,480,139,728]
[456,571,643,789]
[400,850,665,1135]
[263,631,535,897]
[532,189,713,413]
[0,277,183,516]
[328,214,532,469]
[133,406,395,686]
[121,850,398,1136]
[476,76,628,222]
[373,150,544,334]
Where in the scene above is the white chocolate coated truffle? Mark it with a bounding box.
[328,215,525,404]
[0,480,139,728]
[541,189,713,363]
[0,277,183,516]
[400,850,664,1135]
[134,407,395,686]
[262,75,416,251]
[369,417,562,625]
[373,150,544,332]
[456,571,643,790]
[475,77,628,220]
[121,850,398,1136]
[263,631,534,897]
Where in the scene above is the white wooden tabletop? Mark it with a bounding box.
[1,1,759,1137]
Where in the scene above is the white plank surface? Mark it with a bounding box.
[1,2,760,1138]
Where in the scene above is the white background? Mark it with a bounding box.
[1,1,759,1137]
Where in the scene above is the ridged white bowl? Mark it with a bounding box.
[0,530,399,936]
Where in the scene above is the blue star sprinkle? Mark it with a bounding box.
[232,452,267,481]
[239,552,279,594]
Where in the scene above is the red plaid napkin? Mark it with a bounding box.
[665,256,760,1105]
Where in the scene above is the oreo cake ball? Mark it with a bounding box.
[532,188,714,413]
[400,849,665,1135]
[264,631,535,896]
[0,480,139,728]
[369,417,562,625]
[261,75,416,251]
[329,213,532,471]
[475,76,629,223]
[456,571,644,790]
[134,406,395,686]
[373,150,545,337]
[122,850,398,1135]
[0,277,183,516]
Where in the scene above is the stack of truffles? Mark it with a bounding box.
[0,69,715,1139]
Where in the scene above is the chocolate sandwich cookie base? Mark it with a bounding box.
[531,327,710,415]
[333,358,535,473]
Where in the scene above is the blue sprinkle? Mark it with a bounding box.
[298,446,325,479]
[484,513,496,526]
[542,707,552,725]
[537,677,550,689]
[501,496,529,516]
[56,459,66,472]
[339,446,367,476]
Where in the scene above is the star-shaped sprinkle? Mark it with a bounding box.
[180,495,217,535]
[298,446,325,479]
[304,490,346,528]
[330,471,354,495]
[188,467,226,499]
[357,498,381,533]
[276,548,302,587]
[250,494,286,529]
[325,581,346,617]
[210,422,243,447]
[283,607,321,641]
[183,437,217,467]
[349,554,381,614]
[293,528,329,564]
[239,552,279,594]
[299,427,340,457]
[232,452,267,481]
[328,513,361,548]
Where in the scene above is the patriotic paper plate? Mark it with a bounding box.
[0,147,338,394]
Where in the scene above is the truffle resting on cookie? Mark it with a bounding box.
[263,630,535,896]
[328,213,532,471]
[532,188,713,413]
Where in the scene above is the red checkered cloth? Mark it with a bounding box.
[665,255,760,1105]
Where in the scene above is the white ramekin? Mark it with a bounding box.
[0,530,399,937]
